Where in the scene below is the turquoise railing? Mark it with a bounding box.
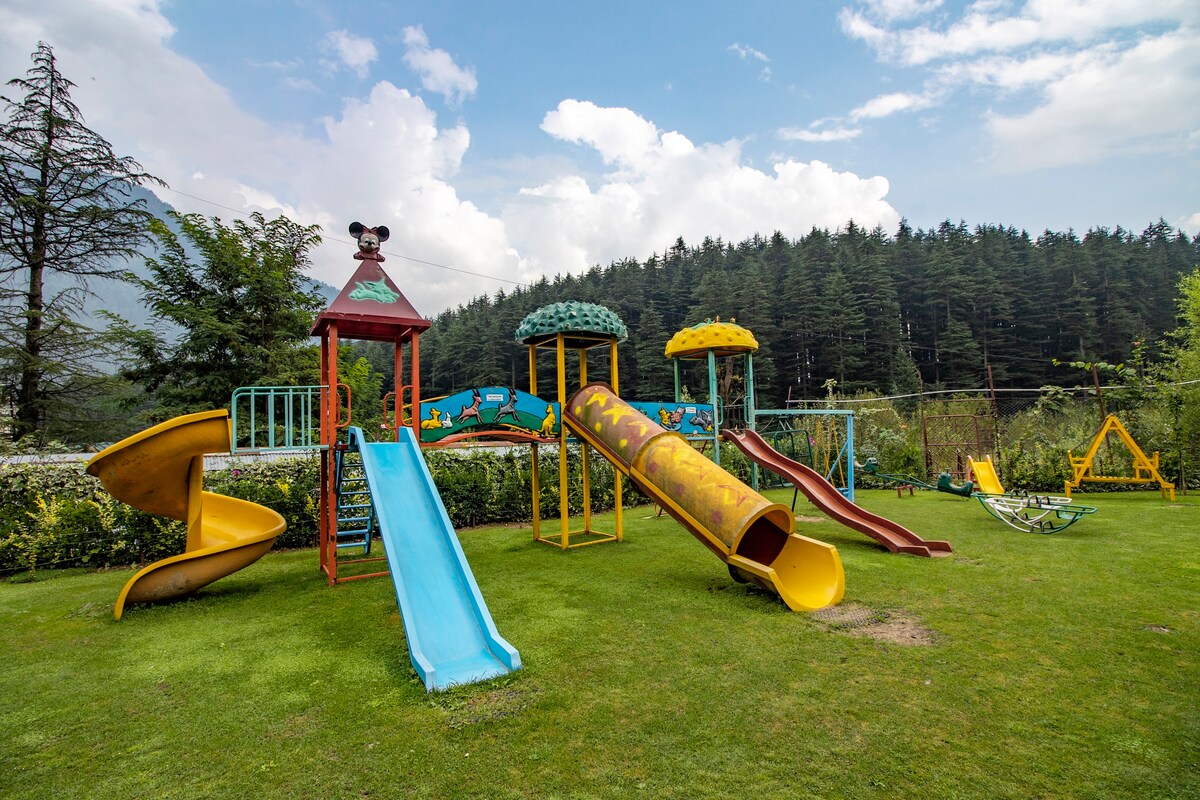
[230,385,327,453]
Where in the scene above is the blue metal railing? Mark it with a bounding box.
[230,385,326,453]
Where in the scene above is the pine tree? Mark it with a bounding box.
[0,42,163,440]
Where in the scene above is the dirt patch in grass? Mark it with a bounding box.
[430,682,540,729]
[794,515,826,524]
[66,602,109,620]
[811,603,935,646]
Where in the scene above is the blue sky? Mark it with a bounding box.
[2,0,1198,315]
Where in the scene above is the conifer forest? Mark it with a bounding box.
[413,220,1198,407]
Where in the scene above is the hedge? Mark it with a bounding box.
[0,445,649,575]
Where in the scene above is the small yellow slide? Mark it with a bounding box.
[968,456,1005,495]
[87,410,286,620]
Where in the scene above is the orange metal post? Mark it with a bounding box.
[323,322,340,584]
[410,332,422,444]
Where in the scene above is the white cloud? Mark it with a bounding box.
[320,29,377,78]
[986,28,1200,170]
[402,25,478,107]
[541,100,677,169]
[778,126,863,142]
[856,0,943,23]
[843,0,1199,66]
[284,76,320,93]
[933,49,1100,92]
[1181,212,1200,232]
[849,91,935,119]
[729,43,770,62]
[511,102,898,274]
[834,1,1200,170]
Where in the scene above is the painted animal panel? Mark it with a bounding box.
[539,404,557,436]
[494,388,520,424]
[457,388,483,424]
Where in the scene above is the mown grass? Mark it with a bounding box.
[1,490,1197,799]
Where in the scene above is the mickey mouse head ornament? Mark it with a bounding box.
[349,221,390,262]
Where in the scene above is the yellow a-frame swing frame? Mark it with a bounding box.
[1064,414,1175,501]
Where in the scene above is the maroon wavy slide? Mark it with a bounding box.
[722,428,953,558]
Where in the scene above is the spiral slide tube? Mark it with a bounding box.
[87,410,286,620]
[564,383,844,611]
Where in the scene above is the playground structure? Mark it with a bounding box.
[663,318,952,557]
[565,384,844,610]
[857,457,975,497]
[85,229,860,690]
[86,410,286,620]
[1064,414,1175,501]
[514,302,627,549]
[90,224,522,691]
[966,456,1098,534]
[725,429,953,557]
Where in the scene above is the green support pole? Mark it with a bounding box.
[708,349,720,465]
[746,353,758,491]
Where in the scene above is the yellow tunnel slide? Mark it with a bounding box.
[564,383,844,611]
[86,410,286,620]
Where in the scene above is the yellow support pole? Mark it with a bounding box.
[186,454,204,551]
[579,347,592,535]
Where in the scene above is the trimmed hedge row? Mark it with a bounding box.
[0,446,649,575]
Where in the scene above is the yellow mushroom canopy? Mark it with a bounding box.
[664,319,759,359]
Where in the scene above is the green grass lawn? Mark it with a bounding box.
[1,489,1197,799]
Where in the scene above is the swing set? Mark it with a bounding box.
[1064,414,1175,501]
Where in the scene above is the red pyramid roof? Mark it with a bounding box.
[311,258,431,342]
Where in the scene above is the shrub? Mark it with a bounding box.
[0,445,652,575]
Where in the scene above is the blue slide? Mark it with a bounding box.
[352,426,520,691]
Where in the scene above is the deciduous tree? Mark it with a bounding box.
[115,212,325,417]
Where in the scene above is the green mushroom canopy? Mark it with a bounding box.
[514,301,629,350]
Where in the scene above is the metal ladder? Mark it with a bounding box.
[334,444,376,553]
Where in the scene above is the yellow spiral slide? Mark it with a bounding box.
[87,410,286,620]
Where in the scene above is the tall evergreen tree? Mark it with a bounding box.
[0,42,163,440]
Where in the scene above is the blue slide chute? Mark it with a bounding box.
[349,426,520,691]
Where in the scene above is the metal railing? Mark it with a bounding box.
[230,385,342,453]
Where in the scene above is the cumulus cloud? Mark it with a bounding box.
[510,101,898,274]
[320,29,377,78]
[832,0,1200,171]
[986,28,1200,170]
[0,1,903,313]
[402,25,478,106]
